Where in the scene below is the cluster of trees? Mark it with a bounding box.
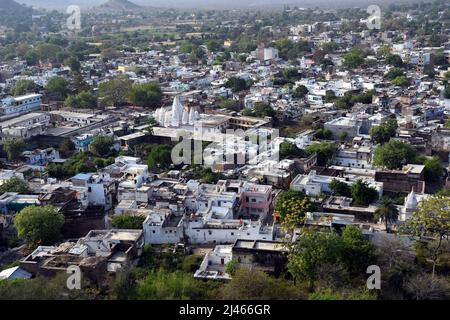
[373,140,445,182]
[0,177,30,194]
[288,226,376,291]
[370,119,398,144]
[47,149,115,179]
[111,215,145,230]
[279,141,304,159]
[14,205,64,248]
[98,76,163,108]
[385,67,409,87]
[330,179,379,206]
[342,47,367,69]
[304,142,337,166]
[225,77,252,93]
[64,91,97,109]
[274,38,311,61]
[275,190,314,231]
[11,79,38,96]
[242,103,275,118]
[326,90,375,110]
[2,138,26,162]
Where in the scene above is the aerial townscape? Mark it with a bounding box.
[0,0,449,302]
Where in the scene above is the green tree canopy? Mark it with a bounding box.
[305,142,337,166]
[0,176,31,194]
[89,135,114,157]
[128,82,162,109]
[351,179,379,206]
[98,76,132,107]
[64,91,97,109]
[330,179,351,197]
[374,197,399,232]
[46,76,70,100]
[293,85,308,99]
[225,77,250,92]
[369,119,398,144]
[111,215,145,229]
[11,79,37,96]
[14,205,64,248]
[3,138,26,162]
[373,140,418,169]
[147,145,172,171]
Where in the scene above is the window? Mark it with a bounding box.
[88,187,92,192]
[152,230,155,234]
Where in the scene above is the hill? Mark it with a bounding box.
[97,0,141,11]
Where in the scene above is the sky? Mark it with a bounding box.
[17,0,419,10]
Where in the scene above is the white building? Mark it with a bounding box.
[0,94,42,117]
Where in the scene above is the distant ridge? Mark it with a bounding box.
[97,0,142,11]
[0,0,26,11]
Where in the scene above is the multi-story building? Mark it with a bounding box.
[0,94,42,117]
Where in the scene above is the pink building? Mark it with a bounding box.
[240,183,273,219]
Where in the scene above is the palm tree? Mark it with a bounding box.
[374,197,399,233]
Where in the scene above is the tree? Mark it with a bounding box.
[98,76,132,107]
[218,268,302,300]
[0,176,30,194]
[351,179,379,206]
[3,138,26,162]
[242,103,275,118]
[342,47,365,69]
[283,67,300,81]
[89,135,114,157]
[147,145,172,170]
[46,76,69,100]
[314,128,332,140]
[293,85,308,99]
[145,117,157,136]
[385,67,404,80]
[225,259,239,276]
[14,205,64,248]
[206,40,221,52]
[374,197,399,232]
[59,139,75,158]
[340,225,376,276]
[225,77,249,92]
[281,197,312,233]
[404,274,450,300]
[135,269,211,300]
[128,82,162,109]
[288,230,344,289]
[391,76,409,87]
[64,91,97,109]
[279,141,304,158]
[370,119,398,144]
[63,56,81,73]
[373,140,417,169]
[330,179,351,197]
[385,54,404,67]
[405,195,450,278]
[305,142,337,166]
[111,215,145,229]
[11,79,37,96]
[423,156,445,182]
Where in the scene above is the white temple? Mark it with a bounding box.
[400,188,429,221]
[154,96,200,128]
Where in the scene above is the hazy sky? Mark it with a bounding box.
[17,0,418,10]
